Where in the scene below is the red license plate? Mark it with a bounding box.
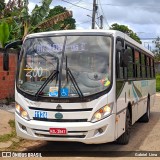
[49,128,67,135]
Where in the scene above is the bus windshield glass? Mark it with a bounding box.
[17,35,112,98]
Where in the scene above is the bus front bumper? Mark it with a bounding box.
[15,113,116,144]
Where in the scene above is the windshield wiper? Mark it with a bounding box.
[35,58,59,99]
[35,70,59,99]
[65,56,83,98]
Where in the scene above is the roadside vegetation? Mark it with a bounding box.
[0,120,16,142]
[156,74,160,92]
[0,0,76,48]
[0,120,24,151]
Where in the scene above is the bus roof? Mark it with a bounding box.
[25,29,154,57]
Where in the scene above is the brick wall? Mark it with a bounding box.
[0,49,17,100]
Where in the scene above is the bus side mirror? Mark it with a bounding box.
[120,49,130,67]
[3,40,22,71]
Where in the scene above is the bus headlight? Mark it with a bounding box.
[15,103,30,121]
[91,103,113,123]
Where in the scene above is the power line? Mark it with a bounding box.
[140,37,157,40]
[68,0,83,9]
[99,4,160,9]
[76,20,91,25]
[80,1,160,9]
[61,0,92,11]
[98,0,110,29]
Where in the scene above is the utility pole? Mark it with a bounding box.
[100,15,103,29]
[92,0,97,29]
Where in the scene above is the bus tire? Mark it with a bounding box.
[138,98,150,123]
[116,109,131,145]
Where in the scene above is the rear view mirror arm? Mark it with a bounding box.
[3,40,22,71]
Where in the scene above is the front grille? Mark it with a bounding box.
[33,117,88,122]
[35,134,86,138]
[33,129,87,139]
[29,107,93,112]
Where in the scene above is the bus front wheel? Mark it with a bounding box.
[138,98,150,123]
[116,109,131,145]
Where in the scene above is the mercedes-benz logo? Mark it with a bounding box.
[56,104,62,110]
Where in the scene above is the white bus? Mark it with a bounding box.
[3,30,156,144]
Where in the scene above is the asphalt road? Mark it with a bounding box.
[18,93,160,158]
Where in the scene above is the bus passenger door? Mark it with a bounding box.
[115,38,128,139]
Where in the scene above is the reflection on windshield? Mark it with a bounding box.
[18,35,112,98]
[66,56,83,98]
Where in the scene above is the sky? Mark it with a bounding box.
[8,0,160,50]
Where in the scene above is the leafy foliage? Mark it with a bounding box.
[0,21,10,48]
[152,37,160,62]
[30,0,52,26]
[45,6,76,31]
[110,23,142,44]
[0,0,5,13]
[0,0,76,44]
[0,0,24,43]
[1,0,23,18]
[20,1,75,38]
[156,74,160,92]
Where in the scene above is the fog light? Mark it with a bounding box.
[21,125,27,131]
[98,128,103,134]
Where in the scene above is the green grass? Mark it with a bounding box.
[156,74,160,92]
[0,119,25,151]
[0,120,16,142]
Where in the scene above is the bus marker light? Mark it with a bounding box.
[116,116,119,123]
[99,109,104,113]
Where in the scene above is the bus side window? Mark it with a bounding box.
[146,56,150,78]
[134,50,141,78]
[116,39,124,79]
[150,58,154,78]
[153,59,155,77]
[126,45,134,79]
[141,53,146,78]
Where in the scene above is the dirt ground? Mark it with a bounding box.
[0,110,14,135]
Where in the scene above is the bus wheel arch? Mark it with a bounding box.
[139,94,150,123]
[116,104,132,145]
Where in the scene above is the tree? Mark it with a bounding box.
[45,6,76,31]
[110,23,142,44]
[19,0,75,39]
[153,37,160,62]
[0,0,76,43]
[0,0,24,43]
[0,21,10,48]
[0,0,5,15]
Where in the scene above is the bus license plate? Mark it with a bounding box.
[49,128,67,135]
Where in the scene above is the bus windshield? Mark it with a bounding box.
[17,35,112,98]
